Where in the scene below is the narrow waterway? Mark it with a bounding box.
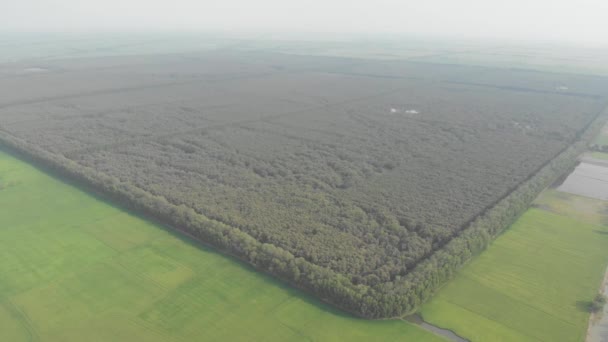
[405,314,469,342]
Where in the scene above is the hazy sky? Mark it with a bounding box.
[2,0,607,46]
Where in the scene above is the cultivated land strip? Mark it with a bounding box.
[0,71,281,110]
[445,81,604,99]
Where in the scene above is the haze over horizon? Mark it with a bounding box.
[2,0,608,47]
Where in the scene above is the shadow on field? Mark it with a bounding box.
[593,229,608,235]
[576,300,593,313]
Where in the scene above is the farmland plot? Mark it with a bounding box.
[421,187,608,342]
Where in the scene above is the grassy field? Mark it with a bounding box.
[0,150,442,342]
[421,190,608,342]
[593,125,608,147]
[535,189,608,226]
[590,151,608,161]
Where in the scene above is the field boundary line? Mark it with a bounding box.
[3,298,40,342]
[276,320,314,342]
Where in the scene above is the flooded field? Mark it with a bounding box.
[556,157,608,342]
[421,152,608,342]
[558,162,608,200]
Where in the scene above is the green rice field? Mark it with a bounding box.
[421,190,608,342]
[590,151,608,161]
[593,125,608,147]
[0,150,442,342]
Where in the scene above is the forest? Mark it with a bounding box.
[1,50,607,317]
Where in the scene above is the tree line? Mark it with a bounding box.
[0,108,603,318]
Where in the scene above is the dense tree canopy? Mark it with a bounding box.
[0,51,607,317]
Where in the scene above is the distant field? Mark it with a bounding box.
[557,162,608,201]
[3,33,607,77]
[590,151,608,160]
[407,50,608,76]
[592,124,608,147]
[535,189,608,225]
[421,191,608,342]
[0,150,442,341]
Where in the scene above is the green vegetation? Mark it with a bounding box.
[1,49,607,317]
[0,150,442,341]
[0,106,598,318]
[594,129,608,147]
[590,294,606,313]
[590,151,608,160]
[534,189,608,225]
[591,124,608,150]
[421,201,608,342]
